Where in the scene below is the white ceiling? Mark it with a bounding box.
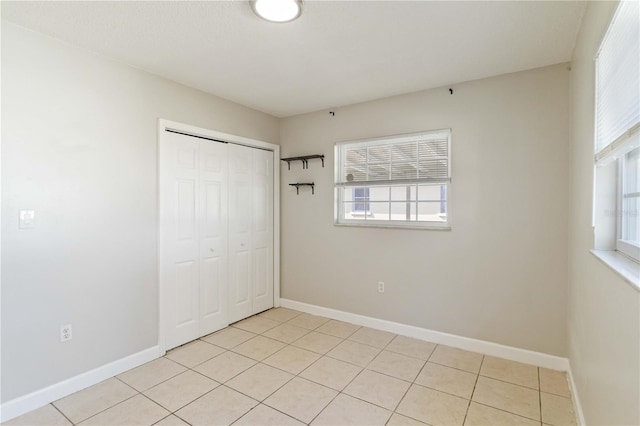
[2,1,586,118]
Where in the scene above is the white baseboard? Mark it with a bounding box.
[567,364,586,426]
[280,298,569,371]
[0,346,163,423]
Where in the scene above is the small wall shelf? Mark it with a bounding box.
[281,155,325,170]
[289,183,315,195]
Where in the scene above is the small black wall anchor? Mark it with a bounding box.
[329,111,335,116]
[449,88,453,94]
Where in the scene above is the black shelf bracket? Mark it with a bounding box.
[289,182,315,195]
[281,155,325,170]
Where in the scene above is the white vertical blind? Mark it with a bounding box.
[595,0,640,158]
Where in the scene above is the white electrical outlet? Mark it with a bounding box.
[60,324,72,342]
[378,281,385,293]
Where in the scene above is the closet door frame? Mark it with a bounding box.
[157,119,280,355]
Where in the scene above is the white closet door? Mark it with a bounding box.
[161,132,229,350]
[228,144,254,323]
[160,131,201,349]
[198,140,228,336]
[252,148,274,313]
[161,128,274,347]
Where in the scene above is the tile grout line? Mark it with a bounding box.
[165,345,228,370]
[306,353,376,426]
[261,324,398,424]
[263,325,314,345]
[388,369,417,417]
[427,358,483,374]
[51,376,140,425]
[50,403,74,426]
[198,355,259,385]
[289,338,345,355]
[170,384,257,425]
[200,316,337,424]
[228,403,299,426]
[257,373,316,425]
[72,391,141,425]
[334,330,406,423]
[464,366,546,423]
[162,359,214,426]
[149,368,223,414]
[260,340,322,369]
[409,381,473,403]
[462,353,485,425]
[138,393,173,417]
[476,373,542,392]
[200,331,258,351]
[314,322,361,340]
[113,375,140,392]
[168,339,266,417]
[257,308,304,323]
[266,320,354,425]
[170,404,194,426]
[227,362,293,403]
[386,343,440,419]
[471,401,546,424]
[151,413,174,426]
[317,340,481,423]
[118,359,189,395]
[305,386,342,424]
[538,367,543,426]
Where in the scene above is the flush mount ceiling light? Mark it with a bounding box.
[251,0,303,23]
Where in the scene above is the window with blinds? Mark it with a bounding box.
[595,0,639,158]
[594,0,640,262]
[334,129,451,228]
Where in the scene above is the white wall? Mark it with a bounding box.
[568,2,640,425]
[1,22,279,403]
[280,64,570,356]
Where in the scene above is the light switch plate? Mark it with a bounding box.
[19,210,35,229]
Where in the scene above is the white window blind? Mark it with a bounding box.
[336,129,451,187]
[595,0,640,162]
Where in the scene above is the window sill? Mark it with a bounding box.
[590,250,640,291]
[335,222,451,231]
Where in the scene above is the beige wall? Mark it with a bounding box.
[567,2,640,425]
[280,64,570,356]
[1,22,279,402]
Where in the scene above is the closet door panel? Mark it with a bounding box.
[252,149,274,313]
[228,144,254,323]
[161,132,200,349]
[198,140,228,335]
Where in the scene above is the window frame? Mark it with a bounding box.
[593,0,640,265]
[616,147,640,261]
[334,129,451,230]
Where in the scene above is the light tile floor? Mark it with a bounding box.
[4,308,577,426]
